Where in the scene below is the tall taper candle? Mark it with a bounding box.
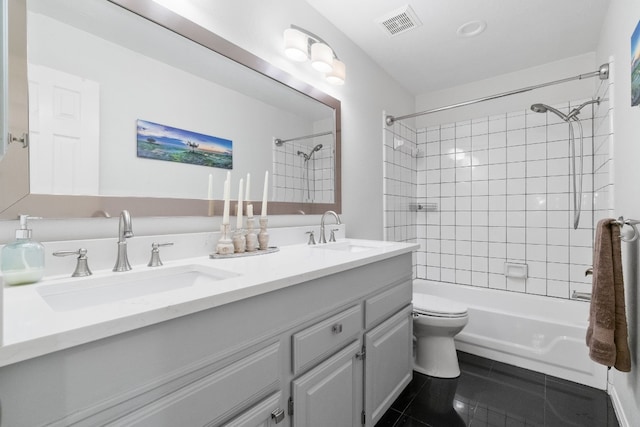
[247,204,254,218]
[245,173,251,202]
[236,178,244,229]
[222,172,231,225]
[261,171,269,218]
[207,174,213,199]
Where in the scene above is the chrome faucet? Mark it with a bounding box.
[113,210,134,272]
[320,210,341,244]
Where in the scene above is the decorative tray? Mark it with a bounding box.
[209,246,279,259]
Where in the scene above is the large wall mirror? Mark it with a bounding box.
[0,0,341,219]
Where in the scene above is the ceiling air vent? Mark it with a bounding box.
[376,5,422,37]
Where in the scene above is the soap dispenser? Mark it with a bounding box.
[1,215,45,286]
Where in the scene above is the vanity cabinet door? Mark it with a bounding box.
[364,305,413,426]
[291,340,363,427]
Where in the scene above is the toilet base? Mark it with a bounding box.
[414,335,460,378]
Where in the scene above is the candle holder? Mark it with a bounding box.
[245,218,258,252]
[216,223,235,255]
[258,217,269,250]
[233,228,246,253]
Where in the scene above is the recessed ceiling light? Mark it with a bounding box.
[456,20,487,37]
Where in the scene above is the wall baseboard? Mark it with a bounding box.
[609,385,630,427]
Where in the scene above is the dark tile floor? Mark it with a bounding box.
[376,351,619,427]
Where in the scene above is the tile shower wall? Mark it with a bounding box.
[384,92,614,300]
[383,120,418,245]
[273,139,335,204]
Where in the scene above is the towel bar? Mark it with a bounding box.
[611,216,639,242]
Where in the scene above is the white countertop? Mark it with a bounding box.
[0,239,417,368]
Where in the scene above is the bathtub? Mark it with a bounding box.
[413,279,608,390]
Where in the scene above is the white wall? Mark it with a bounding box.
[597,0,640,424]
[0,0,413,242]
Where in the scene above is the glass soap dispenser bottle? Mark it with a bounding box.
[1,215,45,286]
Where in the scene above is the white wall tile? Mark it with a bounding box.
[488,131,507,148]
[385,97,610,301]
[526,278,547,295]
[506,277,526,292]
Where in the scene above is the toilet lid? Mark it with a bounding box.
[412,294,468,317]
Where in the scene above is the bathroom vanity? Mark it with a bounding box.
[0,238,416,426]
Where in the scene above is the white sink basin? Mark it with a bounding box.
[37,264,239,311]
[312,240,393,253]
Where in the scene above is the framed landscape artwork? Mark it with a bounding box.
[136,119,233,169]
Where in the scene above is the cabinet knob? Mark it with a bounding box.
[331,323,343,334]
[271,408,285,423]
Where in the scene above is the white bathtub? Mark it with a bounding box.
[413,279,608,389]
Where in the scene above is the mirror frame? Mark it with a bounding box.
[1,0,341,219]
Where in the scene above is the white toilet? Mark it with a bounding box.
[412,292,469,378]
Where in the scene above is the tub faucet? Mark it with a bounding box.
[320,210,341,244]
[113,210,134,272]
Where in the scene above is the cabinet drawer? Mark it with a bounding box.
[365,279,412,329]
[292,305,362,374]
[109,342,280,427]
[222,392,283,427]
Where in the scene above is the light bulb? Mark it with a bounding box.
[326,59,346,85]
[311,42,334,73]
[284,28,308,62]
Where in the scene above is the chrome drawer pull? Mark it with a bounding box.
[331,323,343,334]
[271,408,285,423]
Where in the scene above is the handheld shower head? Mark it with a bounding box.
[566,98,600,120]
[530,104,548,114]
[530,103,570,121]
[299,144,323,162]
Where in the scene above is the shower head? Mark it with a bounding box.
[566,98,600,120]
[530,104,548,113]
[531,98,600,122]
[298,144,323,162]
[530,103,570,121]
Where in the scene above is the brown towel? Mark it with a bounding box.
[586,218,631,372]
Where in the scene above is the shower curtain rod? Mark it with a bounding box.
[385,63,610,126]
[273,131,333,146]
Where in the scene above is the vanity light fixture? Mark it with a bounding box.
[283,25,346,85]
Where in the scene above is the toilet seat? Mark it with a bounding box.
[413,294,468,318]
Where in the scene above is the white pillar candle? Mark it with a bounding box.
[245,173,251,202]
[207,174,213,200]
[247,204,253,218]
[261,171,269,218]
[236,178,244,229]
[222,171,231,225]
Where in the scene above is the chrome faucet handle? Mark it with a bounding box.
[306,231,316,245]
[329,228,339,242]
[148,242,174,267]
[53,248,92,277]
